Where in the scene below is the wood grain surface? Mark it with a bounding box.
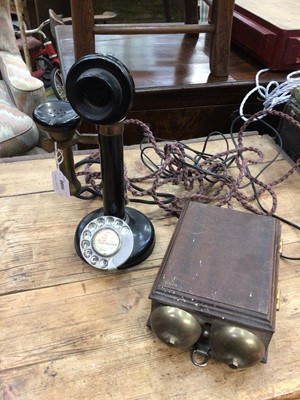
[235,0,300,30]
[0,134,299,399]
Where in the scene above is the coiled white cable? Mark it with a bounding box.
[239,68,300,121]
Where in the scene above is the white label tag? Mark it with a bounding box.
[52,170,70,197]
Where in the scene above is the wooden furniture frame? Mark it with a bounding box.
[69,0,235,77]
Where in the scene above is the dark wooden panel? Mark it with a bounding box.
[126,105,241,144]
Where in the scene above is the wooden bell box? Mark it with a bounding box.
[148,202,281,369]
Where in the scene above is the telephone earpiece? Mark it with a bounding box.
[33,100,82,195]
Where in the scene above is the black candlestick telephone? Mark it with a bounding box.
[33,54,155,270]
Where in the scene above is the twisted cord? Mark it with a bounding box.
[76,109,300,217]
[239,68,300,121]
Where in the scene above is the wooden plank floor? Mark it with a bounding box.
[0,134,300,399]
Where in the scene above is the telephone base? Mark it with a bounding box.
[74,207,155,270]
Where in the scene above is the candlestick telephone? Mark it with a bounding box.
[33,54,155,270]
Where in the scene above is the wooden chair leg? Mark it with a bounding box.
[210,0,235,76]
[162,0,173,22]
[183,0,199,24]
[163,0,198,23]
[70,0,95,61]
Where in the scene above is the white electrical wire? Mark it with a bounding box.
[239,68,300,121]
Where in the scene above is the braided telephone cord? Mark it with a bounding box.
[77,109,300,217]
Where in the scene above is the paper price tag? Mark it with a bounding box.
[52,142,70,197]
[52,170,70,197]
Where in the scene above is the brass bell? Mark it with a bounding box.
[210,325,266,368]
[149,306,202,348]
